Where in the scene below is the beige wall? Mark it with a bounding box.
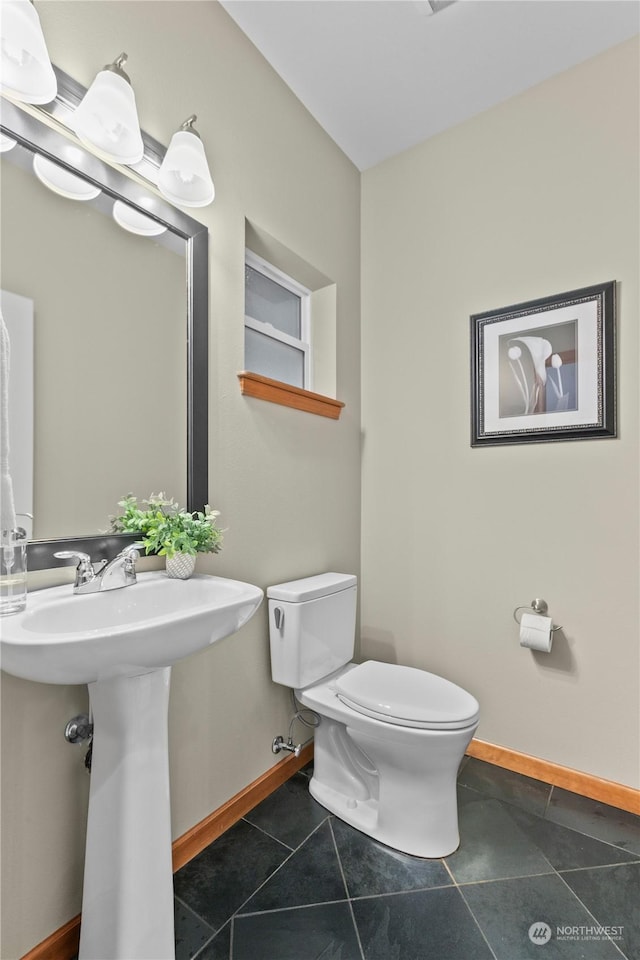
[361,38,639,788]
[0,3,361,957]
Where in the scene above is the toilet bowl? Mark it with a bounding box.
[268,573,479,858]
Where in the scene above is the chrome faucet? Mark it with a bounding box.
[54,543,144,594]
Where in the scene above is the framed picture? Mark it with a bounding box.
[470,281,616,446]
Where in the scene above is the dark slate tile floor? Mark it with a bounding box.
[173,758,640,960]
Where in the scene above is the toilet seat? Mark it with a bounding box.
[335,660,479,730]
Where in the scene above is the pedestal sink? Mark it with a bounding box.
[0,571,263,960]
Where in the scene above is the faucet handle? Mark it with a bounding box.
[120,542,144,558]
[116,543,145,585]
[119,542,144,568]
[54,550,92,566]
[54,551,98,589]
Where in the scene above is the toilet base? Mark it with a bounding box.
[304,697,477,858]
[309,777,381,842]
[308,762,465,859]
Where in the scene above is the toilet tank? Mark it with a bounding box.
[267,573,357,689]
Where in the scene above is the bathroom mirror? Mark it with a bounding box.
[0,95,208,571]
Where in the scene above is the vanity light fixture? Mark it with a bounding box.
[157,115,215,207]
[32,152,101,201]
[69,52,144,165]
[112,199,167,237]
[0,0,57,103]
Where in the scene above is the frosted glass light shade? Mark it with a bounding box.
[113,200,167,237]
[71,68,143,164]
[0,0,57,104]
[0,132,17,152]
[33,154,101,201]
[158,130,214,207]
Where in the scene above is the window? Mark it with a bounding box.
[244,251,312,391]
[240,223,343,419]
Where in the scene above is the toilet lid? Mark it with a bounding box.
[335,661,479,730]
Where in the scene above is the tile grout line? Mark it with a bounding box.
[239,815,297,852]
[327,817,366,960]
[345,872,540,901]
[441,852,457,887]
[189,921,229,960]
[554,870,631,960]
[236,896,359,920]
[226,815,333,923]
[557,859,640,874]
[173,893,221,960]
[174,892,216,931]
[543,783,555,819]
[454,884,499,960]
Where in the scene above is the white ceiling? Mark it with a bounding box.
[219,0,640,170]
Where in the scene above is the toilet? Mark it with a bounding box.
[268,572,479,858]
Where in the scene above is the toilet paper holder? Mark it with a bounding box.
[513,599,562,632]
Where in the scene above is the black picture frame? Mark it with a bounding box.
[471,281,616,446]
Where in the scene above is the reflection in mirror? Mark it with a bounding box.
[4,138,187,538]
[0,96,208,571]
[0,289,33,538]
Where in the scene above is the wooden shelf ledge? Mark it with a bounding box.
[238,371,345,420]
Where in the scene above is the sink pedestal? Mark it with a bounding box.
[79,667,175,960]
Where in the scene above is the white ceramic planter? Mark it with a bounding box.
[165,553,196,579]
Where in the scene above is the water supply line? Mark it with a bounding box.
[272,690,321,757]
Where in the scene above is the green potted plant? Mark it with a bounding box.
[110,493,223,579]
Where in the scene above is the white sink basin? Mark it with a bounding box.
[0,571,264,684]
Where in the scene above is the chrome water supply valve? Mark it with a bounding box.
[272,735,302,758]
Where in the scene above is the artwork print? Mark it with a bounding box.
[499,319,577,418]
[470,281,616,446]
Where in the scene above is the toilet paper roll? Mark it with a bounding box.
[519,613,553,653]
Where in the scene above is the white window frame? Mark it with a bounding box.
[245,250,312,390]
